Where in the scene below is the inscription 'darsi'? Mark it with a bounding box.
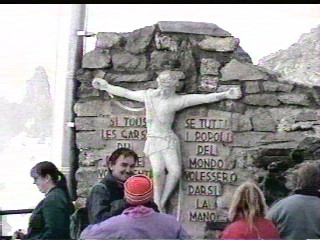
[183,117,237,223]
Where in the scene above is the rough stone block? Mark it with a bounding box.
[96,32,122,49]
[76,84,100,98]
[230,113,252,132]
[82,49,111,69]
[231,46,253,63]
[78,149,106,167]
[231,132,269,147]
[198,37,238,52]
[75,117,111,131]
[263,81,294,92]
[125,25,156,54]
[93,69,107,79]
[105,72,153,83]
[200,58,221,75]
[242,94,280,106]
[158,21,231,36]
[150,51,180,70]
[295,109,318,121]
[250,108,277,132]
[221,59,269,81]
[74,100,111,116]
[198,75,219,92]
[244,81,260,94]
[179,49,197,93]
[76,69,93,84]
[76,131,105,149]
[260,131,311,145]
[112,53,147,72]
[155,33,179,51]
[278,93,310,106]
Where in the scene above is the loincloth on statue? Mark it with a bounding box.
[143,132,180,157]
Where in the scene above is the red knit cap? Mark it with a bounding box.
[124,174,153,205]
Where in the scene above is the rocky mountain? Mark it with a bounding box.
[258,25,320,87]
[0,66,52,151]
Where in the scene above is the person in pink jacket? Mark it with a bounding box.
[220,181,280,239]
[80,174,191,239]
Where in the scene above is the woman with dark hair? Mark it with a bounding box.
[220,181,280,239]
[16,161,74,239]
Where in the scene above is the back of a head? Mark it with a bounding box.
[297,162,319,190]
[228,181,267,225]
[124,174,153,205]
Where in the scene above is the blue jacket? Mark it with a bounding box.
[267,189,320,239]
[80,205,191,239]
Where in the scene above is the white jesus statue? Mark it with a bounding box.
[92,70,242,212]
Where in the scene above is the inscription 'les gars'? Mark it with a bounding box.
[102,129,147,140]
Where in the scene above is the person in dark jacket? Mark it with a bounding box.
[80,174,191,239]
[86,147,158,224]
[14,161,74,239]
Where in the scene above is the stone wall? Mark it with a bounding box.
[73,21,320,238]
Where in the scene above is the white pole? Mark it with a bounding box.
[51,4,87,199]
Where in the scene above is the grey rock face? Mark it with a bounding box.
[259,25,320,87]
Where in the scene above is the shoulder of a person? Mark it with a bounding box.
[158,212,184,224]
[273,194,303,209]
[223,219,250,232]
[44,188,67,202]
[221,221,247,238]
[43,188,67,206]
[90,181,108,192]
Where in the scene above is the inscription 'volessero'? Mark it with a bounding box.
[184,170,237,182]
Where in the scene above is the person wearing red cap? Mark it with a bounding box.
[80,174,191,239]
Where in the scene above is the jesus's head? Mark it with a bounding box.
[156,70,185,89]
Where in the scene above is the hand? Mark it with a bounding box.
[92,78,109,90]
[12,229,26,239]
[225,87,242,100]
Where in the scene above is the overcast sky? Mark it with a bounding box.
[0,4,319,102]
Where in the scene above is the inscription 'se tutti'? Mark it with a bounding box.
[185,118,230,129]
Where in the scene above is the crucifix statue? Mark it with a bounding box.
[92,70,242,212]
